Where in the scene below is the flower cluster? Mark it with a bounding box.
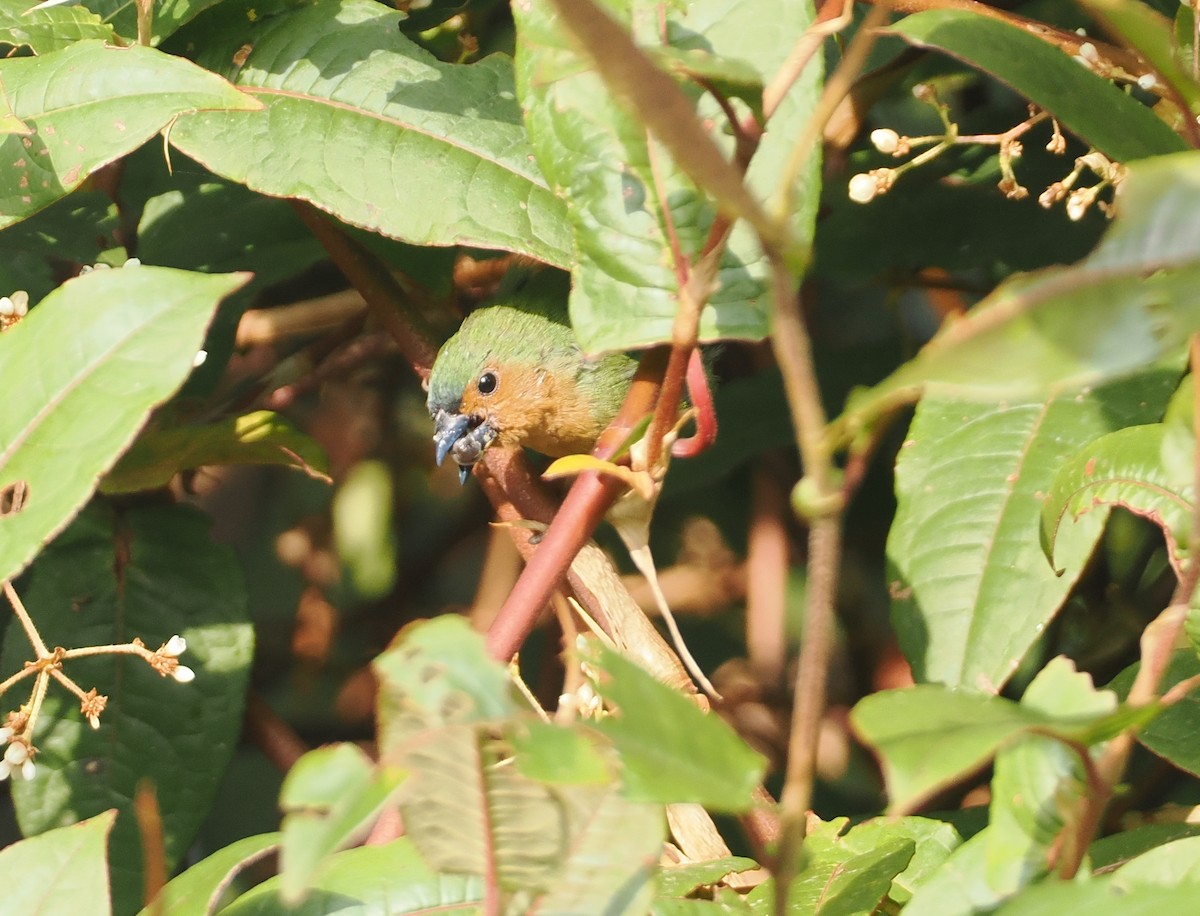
[0,291,29,333]
[847,80,1127,221]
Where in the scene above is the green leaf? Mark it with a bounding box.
[524,785,664,915]
[827,817,962,905]
[587,645,766,811]
[850,668,1139,812]
[372,615,523,758]
[0,190,118,302]
[1042,424,1193,579]
[137,177,325,291]
[749,817,916,913]
[103,411,329,495]
[0,0,116,55]
[0,266,249,587]
[995,879,1200,914]
[167,0,570,266]
[75,0,231,43]
[1090,823,1200,871]
[514,0,820,353]
[656,856,761,898]
[7,502,254,916]
[839,151,1200,432]
[220,839,485,915]
[279,744,405,903]
[889,370,1176,689]
[333,459,396,599]
[0,41,259,228]
[0,810,115,916]
[1080,0,1200,112]
[888,10,1187,162]
[510,719,614,785]
[138,832,280,916]
[1109,650,1200,777]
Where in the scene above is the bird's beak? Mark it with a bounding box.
[433,411,471,467]
[432,410,499,485]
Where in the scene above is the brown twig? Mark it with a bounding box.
[244,692,308,774]
[291,202,438,378]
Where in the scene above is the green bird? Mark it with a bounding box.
[428,271,637,484]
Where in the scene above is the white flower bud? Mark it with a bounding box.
[0,297,13,317]
[848,173,879,204]
[163,635,187,657]
[870,128,900,154]
[20,760,35,781]
[1079,42,1099,63]
[0,761,10,781]
[122,257,141,268]
[1137,73,1158,91]
[192,350,208,369]
[5,741,28,765]
[88,715,101,730]
[172,665,196,684]
[0,726,12,743]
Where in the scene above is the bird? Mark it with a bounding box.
[427,270,637,484]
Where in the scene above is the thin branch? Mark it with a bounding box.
[4,581,49,657]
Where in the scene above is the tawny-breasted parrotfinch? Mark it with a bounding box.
[428,271,636,483]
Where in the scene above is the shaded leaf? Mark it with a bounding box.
[888,10,1186,162]
[279,744,405,903]
[168,0,570,265]
[587,645,766,811]
[103,411,329,495]
[7,503,254,915]
[0,810,115,916]
[1081,0,1200,112]
[0,267,249,587]
[333,460,396,599]
[1109,650,1200,777]
[827,817,961,905]
[0,41,259,227]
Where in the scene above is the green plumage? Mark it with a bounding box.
[427,271,636,461]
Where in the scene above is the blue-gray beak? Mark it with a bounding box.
[432,410,499,485]
[433,410,471,467]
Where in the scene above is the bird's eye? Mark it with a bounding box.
[477,371,498,395]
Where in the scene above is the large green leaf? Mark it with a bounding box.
[0,266,249,587]
[0,0,116,54]
[221,839,485,915]
[889,370,1177,689]
[888,10,1187,162]
[851,664,1142,812]
[514,0,820,353]
[839,152,1200,434]
[167,0,570,266]
[0,41,259,228]
[588,646,766,812]
[6,503,254,915]
[0,810,115,916]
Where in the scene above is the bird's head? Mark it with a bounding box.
[427,272,635,484]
